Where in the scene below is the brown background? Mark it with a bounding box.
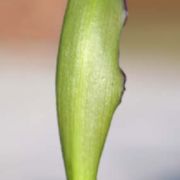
[0,0,179,41]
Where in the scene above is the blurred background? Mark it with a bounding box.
[0,0,180,180]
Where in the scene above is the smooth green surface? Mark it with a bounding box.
[56,0,126,179]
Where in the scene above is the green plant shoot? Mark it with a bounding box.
[56,0,127,179]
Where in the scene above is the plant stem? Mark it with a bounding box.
[56,0,127,179]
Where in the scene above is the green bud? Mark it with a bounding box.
[56,0,127,179]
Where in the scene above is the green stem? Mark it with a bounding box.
[56,0,127,179]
